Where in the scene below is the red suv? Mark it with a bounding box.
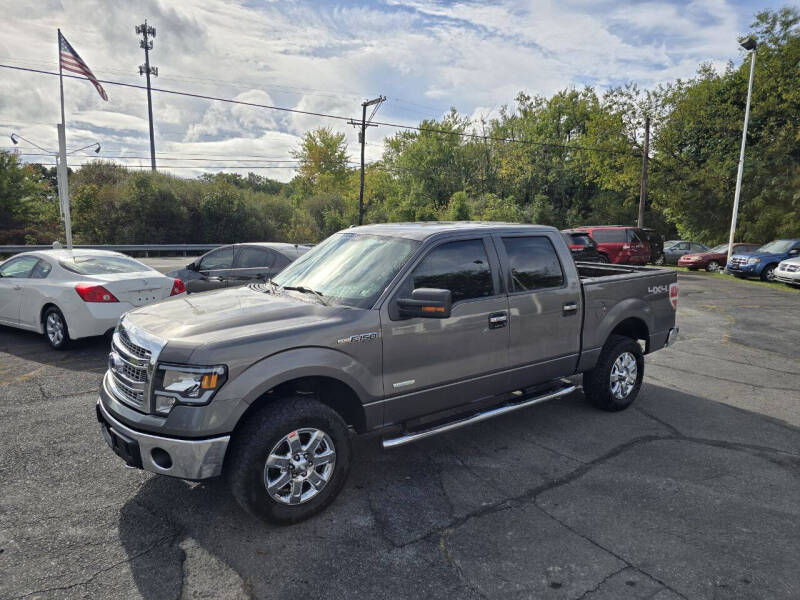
[572,226,650,265]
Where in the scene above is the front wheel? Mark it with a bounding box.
[760,264,777,282]
[43,306,70,350]
[226,398,352,525]
[583,335,644,411]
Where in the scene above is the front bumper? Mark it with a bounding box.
[726,263,757,276]
[96,399,229,479]
[775,270,800,285]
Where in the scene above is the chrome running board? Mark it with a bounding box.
[382,384,576,449]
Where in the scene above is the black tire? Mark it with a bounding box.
[582,335,644,412]
[687,267,698,271]
[597,254,609,264]
[226,398,352,525]
[654,253,665,266]
[760,263,778,282]
[705,260,720,273]
[43,306,70,350]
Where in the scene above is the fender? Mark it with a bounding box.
[222,346,381,407]
[581,296,654,368]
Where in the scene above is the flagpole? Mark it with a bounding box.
[56,28,73,251]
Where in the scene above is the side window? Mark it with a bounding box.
[627,229,643,243]
[691,243,705,252]
[235,247,274,269]
[676,242,690,250]
[406,239,493,303]
[0,256,39,278]
[591,229,626,243]
[502,236,564,292]
[30,260,52,279]
[198,246,234,271]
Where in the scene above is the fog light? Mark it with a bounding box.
[154,395,176,415]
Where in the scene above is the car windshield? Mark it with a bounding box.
[59,255,152,275]
[709,244,728,253]
[664,240,680,248]
[756,240,795,253]
[272,232,420,309]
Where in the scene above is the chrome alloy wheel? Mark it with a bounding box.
[610,351,637,400]
[707,260,720,272]
[264,428,336,505]
[46,312,65,346]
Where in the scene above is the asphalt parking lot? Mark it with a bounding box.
[1,271,799,600]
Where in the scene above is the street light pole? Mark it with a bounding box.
[726,37,757,268]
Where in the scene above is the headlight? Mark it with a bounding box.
[747,257,760,264]
[153,364,227,414]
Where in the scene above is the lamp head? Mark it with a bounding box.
[94,144,101,154]
[740,37,757,51]
[10,134,18,145]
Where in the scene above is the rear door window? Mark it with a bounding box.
[31,260,52,279]
[627,229,643,243]
[502,236,564,292]
[590,229,626,243]
[406,239,494,303]
[235,247,275,269]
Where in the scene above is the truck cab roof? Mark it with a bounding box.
[347,221,557,241]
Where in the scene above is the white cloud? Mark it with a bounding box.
[0,0,778,180]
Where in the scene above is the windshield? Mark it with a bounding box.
[709,244,728,253]
[664,240,680,248]
[756,240,795,254]
[272,233,420,308]
[59,255,153,275]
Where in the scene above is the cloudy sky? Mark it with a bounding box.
[0,0,781,181]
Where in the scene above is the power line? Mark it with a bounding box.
[0,63,638,156]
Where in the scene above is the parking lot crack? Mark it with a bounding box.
[11,534,178,600]
[573,565,629,600]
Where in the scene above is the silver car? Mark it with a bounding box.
[775,256,800,286]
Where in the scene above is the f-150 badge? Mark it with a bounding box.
[338,332,379,344]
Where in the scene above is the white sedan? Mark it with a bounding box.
[0,249,185,349]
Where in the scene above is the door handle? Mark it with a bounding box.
[488,312,507,329]
[562,302,578,315]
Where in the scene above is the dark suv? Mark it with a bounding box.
[561,231,605,262]
[640,228,665,265]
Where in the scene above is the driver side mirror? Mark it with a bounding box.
[397,288,452,319]
[789,248,799,256]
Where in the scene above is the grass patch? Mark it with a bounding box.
[662,265,800,294]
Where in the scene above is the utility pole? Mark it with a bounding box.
[349,95,385,225]
[726,37,758,268]
[637,116,650,229]
[136,20,158,171]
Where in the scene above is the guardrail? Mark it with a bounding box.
[0,244,222,257]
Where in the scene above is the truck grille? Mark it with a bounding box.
[107,324,158,414]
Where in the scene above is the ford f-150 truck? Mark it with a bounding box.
[97,223,679,524]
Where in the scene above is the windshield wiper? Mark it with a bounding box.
[282,285,329,306]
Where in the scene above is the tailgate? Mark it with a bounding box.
[92,272,174,306]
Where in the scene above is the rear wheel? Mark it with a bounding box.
[43,306,70,350]
[226,398,352,525]
[597,254,609,264]
[705,260,720,272]
[654,253,665,266]
[760,264,778,282]
[583,335,644,411]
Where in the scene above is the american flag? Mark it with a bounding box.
[58,31,108,101]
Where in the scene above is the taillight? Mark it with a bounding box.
[75,283,119,303]
[170,278,186,296]
[669,282,678,310]
[569,244,582,250]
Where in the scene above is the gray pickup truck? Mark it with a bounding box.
[97,223,678,524]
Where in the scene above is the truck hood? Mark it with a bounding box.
[122,286,342,341]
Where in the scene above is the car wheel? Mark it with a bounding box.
[226,398,352,525]
[583,335,644,412]
[760,264,778,282]
[705,260,720,272]
[43,306,70,350]
[654,253,665,266]
[687,267,698,271]
[597,254,609,264]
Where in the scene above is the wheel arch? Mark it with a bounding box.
[608,316,650,352]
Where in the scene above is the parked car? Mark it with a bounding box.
[727,239,800,281]
[663,240,710,265]
[97,222,678,524]
[166,243,310,293]
[678,242,760,272]
[0,249,185,349]
[775,256,800,287]
[571,226,650,265]
[640,228,665,265]
[561,230,606,262]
